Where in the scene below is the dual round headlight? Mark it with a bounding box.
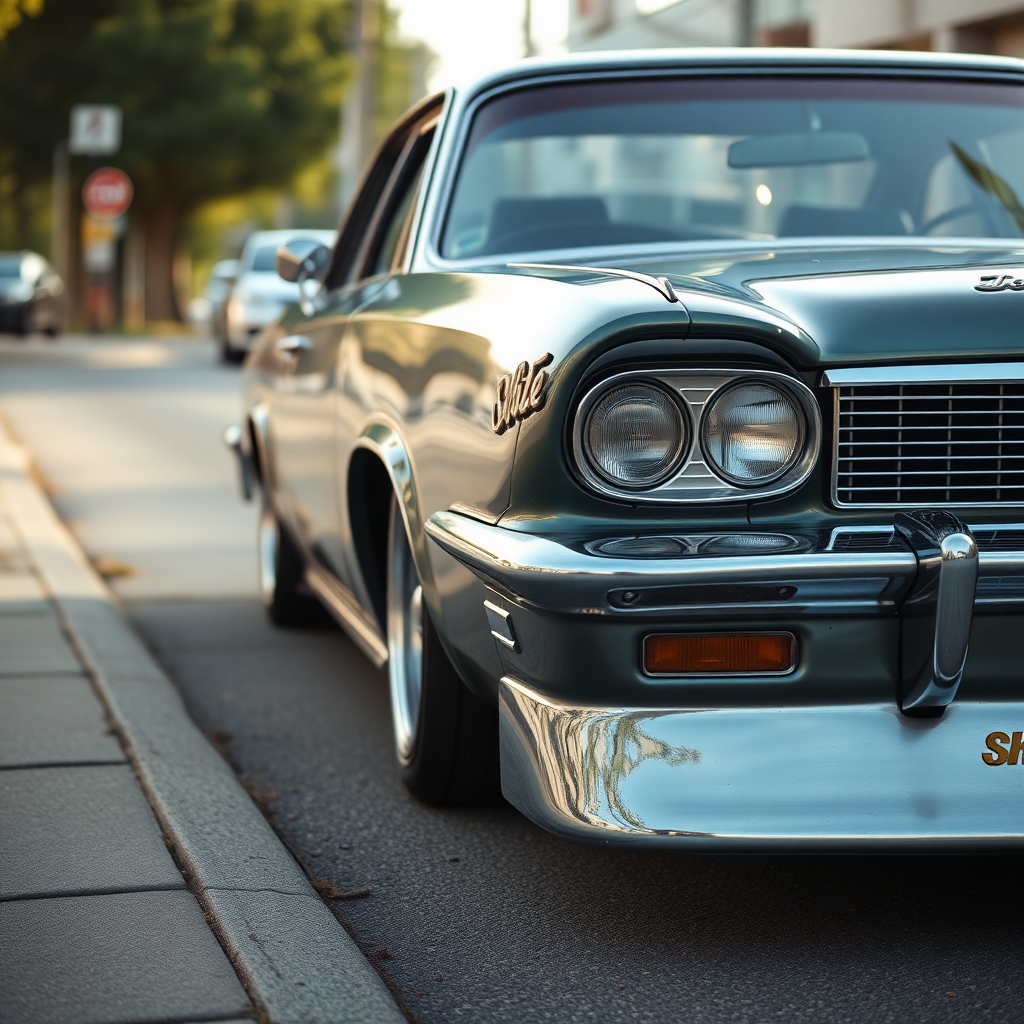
[580,378,807,492]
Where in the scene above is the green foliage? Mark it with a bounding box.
[0,0,43,40]
[0,0,351,207]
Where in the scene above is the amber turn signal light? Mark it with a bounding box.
[643,632,796,676]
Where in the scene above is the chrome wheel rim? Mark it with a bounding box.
[258,508,277,607]
[387,504,423,765]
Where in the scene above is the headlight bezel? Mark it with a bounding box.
[570,366,820,504]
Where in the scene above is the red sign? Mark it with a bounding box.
[82,167,133,220]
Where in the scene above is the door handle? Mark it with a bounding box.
[275,334,313,357]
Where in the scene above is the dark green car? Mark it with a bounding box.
[231,48,1024,850]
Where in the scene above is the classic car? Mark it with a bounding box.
[227,48,1024,850]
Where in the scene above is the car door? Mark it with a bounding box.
[270,98,442,588]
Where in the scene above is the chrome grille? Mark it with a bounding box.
[835,382,1024,506]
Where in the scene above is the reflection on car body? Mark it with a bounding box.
[228,49,1024,849]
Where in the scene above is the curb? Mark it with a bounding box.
[0,425,406,1024]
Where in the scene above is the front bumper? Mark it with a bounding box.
[501,677,1024,849]
[425,510,1024,617]
[427,510,1024,847]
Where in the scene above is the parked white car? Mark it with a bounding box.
[223,230,335,362]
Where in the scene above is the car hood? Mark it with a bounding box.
[514,243,1024,368]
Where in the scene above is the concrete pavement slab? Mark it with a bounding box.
[0,614,80,675]
[0,889,252,1024]
[0,406,406,1022]
[0,675,124,768]
[0,571,47,610]
[0,765,185,899]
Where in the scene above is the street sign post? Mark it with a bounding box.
[69,105,122,156]
[82,167,133,221]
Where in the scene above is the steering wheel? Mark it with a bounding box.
[918,203,982,235]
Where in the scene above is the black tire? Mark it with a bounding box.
[221,338,243,364]
[258,504,326,627]
[13,305,30,338]
[386,495,499,804]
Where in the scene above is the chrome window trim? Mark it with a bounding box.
[825,364,1024,509]
[571,367,821,505]
[396,92,452,276]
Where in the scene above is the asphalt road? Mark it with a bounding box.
[1,334,1021,1024]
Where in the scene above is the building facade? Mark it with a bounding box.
[567,0,1024,56]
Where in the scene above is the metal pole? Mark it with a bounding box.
[523,0,535,58]
[737,0,754,46]
[51,141,69,286]
[338,0,375,214]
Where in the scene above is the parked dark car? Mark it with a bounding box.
[228,49,1024,851]
[0,251,64,336]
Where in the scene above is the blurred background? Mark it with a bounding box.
[2,0,1024,336]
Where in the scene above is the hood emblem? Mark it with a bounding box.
[976,273,1024,292]
[492,353,553,435]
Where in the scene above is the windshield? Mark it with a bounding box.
[0,258,22,278]
[441,76,1024,259]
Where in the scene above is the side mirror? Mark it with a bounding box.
[275,240,330,284]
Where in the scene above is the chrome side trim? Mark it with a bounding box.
[498,677,1024,849]
[305,564,388,669]
[248,402,271,490]
[894,511,978,713]
[222,424,253,501]
[507,263,681,304]
[822,362,1024,387]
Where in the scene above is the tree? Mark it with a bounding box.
[0,0,43,39]
[0,0,352,320]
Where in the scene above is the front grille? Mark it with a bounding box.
[835,382,1024,506]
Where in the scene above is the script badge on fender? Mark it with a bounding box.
[492,353,553,435]
[975,273,1024,292]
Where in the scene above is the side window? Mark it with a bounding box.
[359,124,435,281]
[370,160,426,277]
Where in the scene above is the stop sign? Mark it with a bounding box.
[82,167,133,220]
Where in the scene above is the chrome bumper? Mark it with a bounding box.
[500,677,1024,849]
[425,510,1024,616]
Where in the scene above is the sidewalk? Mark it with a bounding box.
[0,427,404,1023]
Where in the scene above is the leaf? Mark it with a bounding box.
[949,140,1024,234]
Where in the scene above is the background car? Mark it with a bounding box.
[0,250,64,337]
[222,229,335,362]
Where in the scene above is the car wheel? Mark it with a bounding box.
[386,494,499,804]
[258,504,324,627]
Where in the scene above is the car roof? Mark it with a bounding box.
[454,46,1024,98]
[243,229,335,247]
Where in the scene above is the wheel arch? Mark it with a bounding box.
[348,418,434,632]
